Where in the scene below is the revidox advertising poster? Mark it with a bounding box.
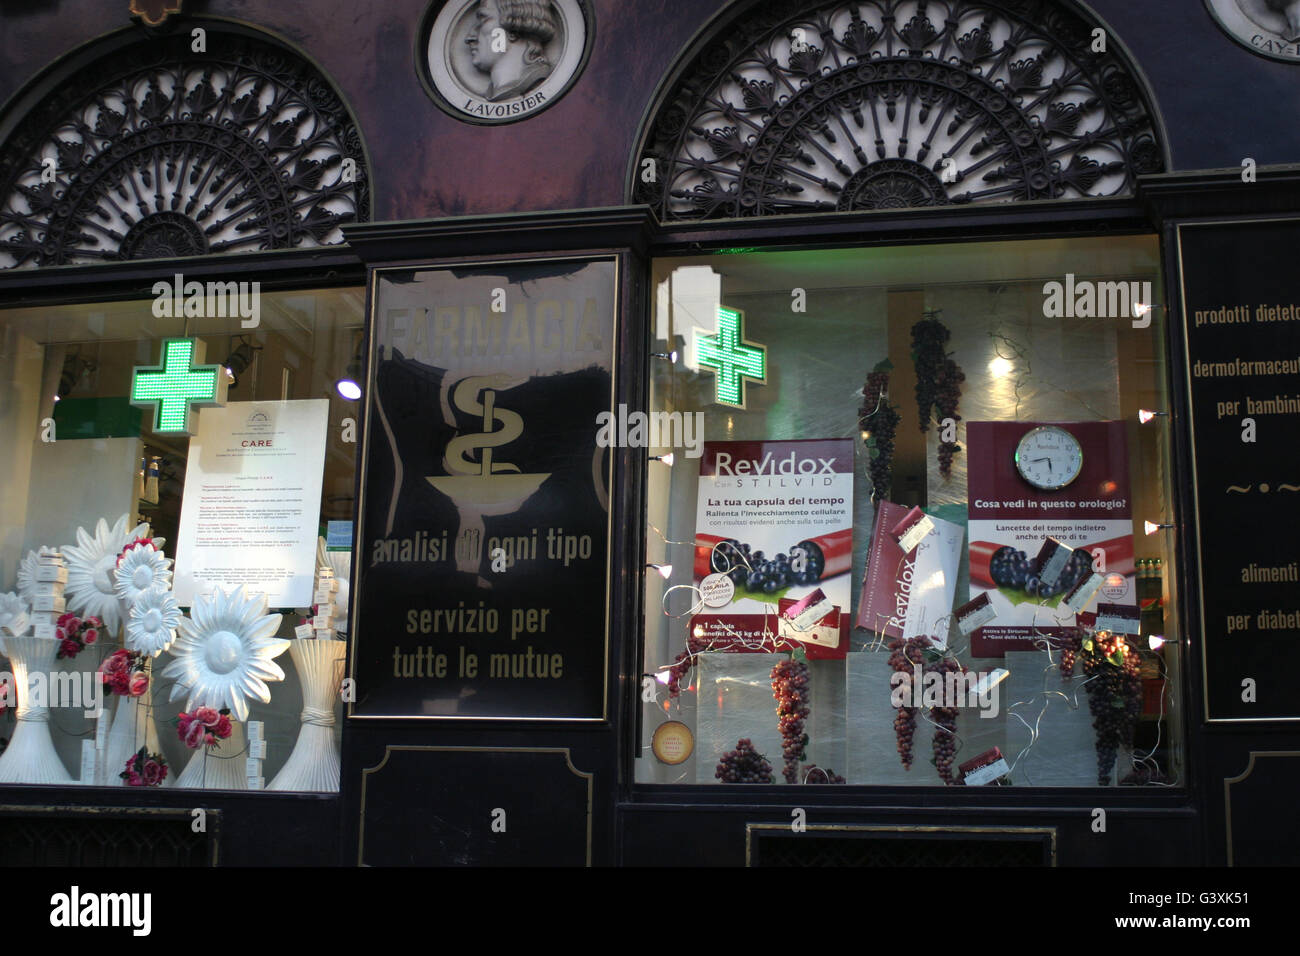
[351,258,616,719]
[691,439,853,659]
[966,420,1136,656]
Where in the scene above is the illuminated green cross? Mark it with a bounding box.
[130,338,226,434]
[695,306,767,408]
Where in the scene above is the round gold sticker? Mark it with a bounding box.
[651,720,694,765]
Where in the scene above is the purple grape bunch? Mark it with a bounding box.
[888,635,931,770]
[771,659,811,784]
[859,366,900,505]
[715,738,774,784]
[711,538,825,596]
[1080,632,1143,785]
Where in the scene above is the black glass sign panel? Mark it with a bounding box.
[351,258,615,719]
[1180,221,1300,721]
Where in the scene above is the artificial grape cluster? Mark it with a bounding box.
[715,738,774,783]
[930,654,963,784]
[988,545,1092,599]
[1058,628,1083,682]
[711,538,826,595]
[1119,765,1169,786]
[910,313,966,478]
[887,635,931,770]
[910,316,950,434]
[800,764,846,784]
[859,364,901,506]
[1080,631,1143,785]
[664,635,709,699]
[771,658,811,784]
[934,357,966,478]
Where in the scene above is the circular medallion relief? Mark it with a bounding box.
[418,0,592,124]
[1205,0,1300,61]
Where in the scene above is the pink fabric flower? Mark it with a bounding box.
[83,628,98,645]
[85,616,103,629]
[128,672,149,697]
[193,705,221,728]
[176,714,191,742]
[204,733,217,747]
[59,638,80,658]
[111,673,130,696]
[185,719,206,749]
[142,760,163,786]
[57,612,76,628]
[214,714,232,739]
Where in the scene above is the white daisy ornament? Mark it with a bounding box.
[163,586,289,721]
[0,591,31,652]
[114,543,173,610]
[125,585,182,658]
[15,550,40,607]
[63,514,160,636]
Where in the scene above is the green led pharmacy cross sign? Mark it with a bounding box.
[130,338,226,434]
[695,306,767,408]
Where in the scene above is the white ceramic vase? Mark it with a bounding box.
[102,665,169,787]
[175,717,247,790]
[0,636,74,784]
[269,639,345,791]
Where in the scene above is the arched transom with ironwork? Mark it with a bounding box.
[633,0,1165,220]
[0,22,369,269]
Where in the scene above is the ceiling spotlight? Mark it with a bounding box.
[647,563,673,580]
[336,336,364,401]
[651,453,675,467]
[55,353,81,402]
[221,341,257,389]
[1148,635,1166,650]
[335,358,363,401]
[1144,521,1174,536]
[1138,409,1167,424]
[652,351,679,363]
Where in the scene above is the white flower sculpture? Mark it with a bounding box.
[15,550,40,607]
[114,543,173,610]
[63,515,161,636]
[0,591,30,652]
[125,585,182,658]
[163,586,289,721]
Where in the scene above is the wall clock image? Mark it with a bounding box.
[1014,425,1084,491]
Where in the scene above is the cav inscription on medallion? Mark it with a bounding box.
[418,0,592,124]
[1206,0,1300,61]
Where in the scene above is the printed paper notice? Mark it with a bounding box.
[173,400,329,608]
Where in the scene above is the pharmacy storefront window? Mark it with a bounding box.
[640,236,1183,788]
[0,285,362,791]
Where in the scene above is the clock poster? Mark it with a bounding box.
[966,421,1135,656]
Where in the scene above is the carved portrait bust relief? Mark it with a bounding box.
[420,0,592,123]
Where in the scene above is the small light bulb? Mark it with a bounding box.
[1148,635,1165,650]
[655,563,672,579]
[655,453,675,467]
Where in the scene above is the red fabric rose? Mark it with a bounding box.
[204,732,217,747]
[101,650,129,677]
[214,714,232,739]
[83,628,98,645]
[193,705,220,728]
[111,672,130,696]
[128,672,149,697]
[59,638,80,658]
[184,719,205,749]
[176,714,191,742]
[85,616,103,629]
[141,760,163,786]
[57,612,76,628]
